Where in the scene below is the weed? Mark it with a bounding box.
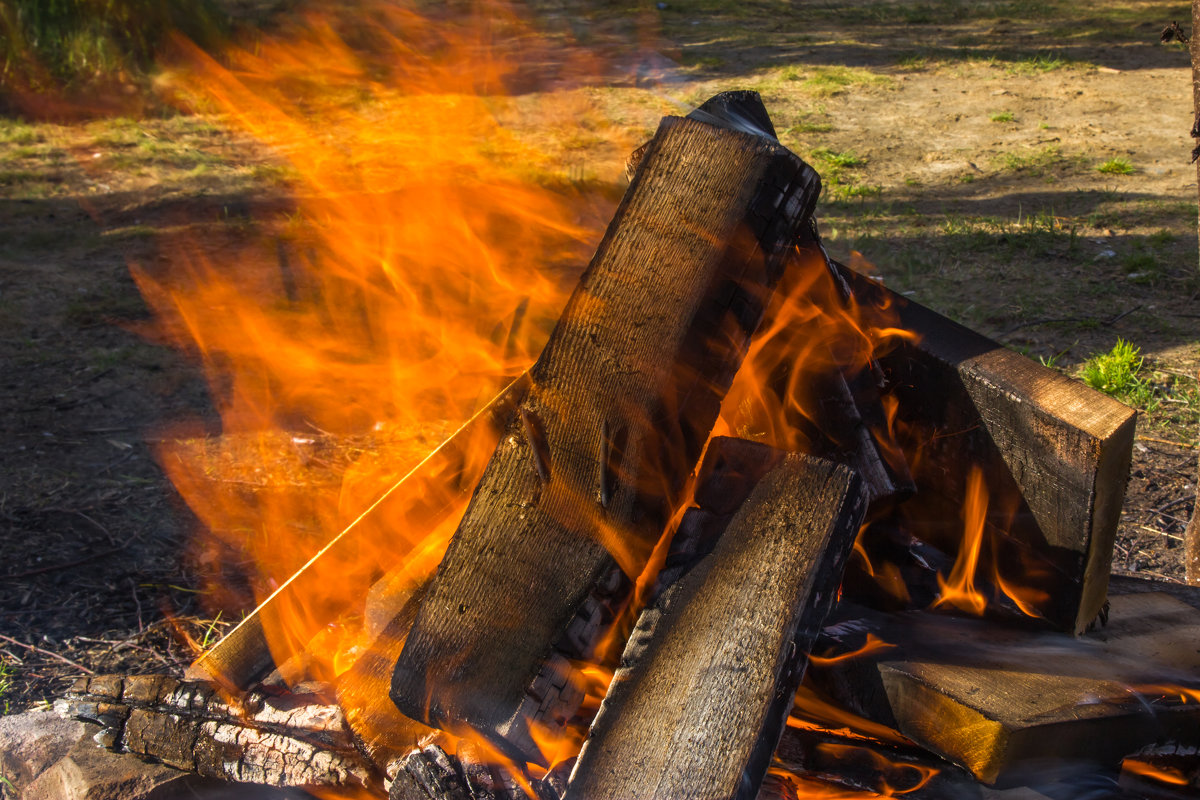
[989,111,1015,123]
[810,147,865,168]
[1080,339,1154,407]
[1004,52,1071,74]
[802,66,893,96]
[0,656,12,715]
[1096,157,1134,175]
[996,145,1070,176]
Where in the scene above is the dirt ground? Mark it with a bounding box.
[1,0,1198,715]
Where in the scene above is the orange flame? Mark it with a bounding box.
[808,634,896,668]
[1122,757,1190,787]
[137,1,654,686]
[931,467,989,616]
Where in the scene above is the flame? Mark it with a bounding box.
[788,684,912,749]
[808,634,896,667]
[931,467,989,616]
[814,743,938,796]
[137,0,652,685]
[1122,757,1190,787]
[929,465,1048,619]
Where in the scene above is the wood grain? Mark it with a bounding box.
[392,95,821,760]
[810,592,1200,786]
[564,453,866,800]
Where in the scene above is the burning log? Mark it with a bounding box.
[391,92,822,759]
[808,590,1200,786]
[836,264,1137,634]
[57,674,375,790]
[564,444,867,800]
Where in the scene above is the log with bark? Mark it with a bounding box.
[563,444,867,800]
[807,589,1200,786]
[390,91,823,761]
[835,263,1137,634]
[56,674,376,791]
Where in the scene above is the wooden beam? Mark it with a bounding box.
[392,93,821,761]
[808,590,1200,787]
[564,451,866,800]
[835,262,1136,634]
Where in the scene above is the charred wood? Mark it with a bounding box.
[392,91,821,761]
[835,262,1136,634]
[807,590,1200,786]
[564,451,867,800]
[56,674,375,790]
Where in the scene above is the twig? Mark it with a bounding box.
[1137,524,1185,543]
[3,546,126,580]
[0,634,95,675]
[1137,436,1198,449]
[1157,494,1197,514]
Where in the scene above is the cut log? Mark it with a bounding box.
[807,590,1200,786]
[392,92,821,760]
[190,374,529,690]
[835,262,1136,634]
[57,674,375,790]
[563,450,867,800]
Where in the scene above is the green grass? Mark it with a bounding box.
[1096,157,1134,175]
[989,111,1015,123]
[801,66,894,96]
[1,0,228,88]
[995,145,1073,176]
[1080,339,1154,407]
[810,147,866,169]
[0,656,12,715]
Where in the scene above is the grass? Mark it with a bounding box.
[810,147,866,169]
[1,0,227,88]
[989,111,1015,123]
[0,656,12,715]
[1097,157,1135,175]
[801,66,894,96]
[995,145,1075,177]
[1080,339,1154,407]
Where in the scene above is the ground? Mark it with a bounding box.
[0,0,1197,715]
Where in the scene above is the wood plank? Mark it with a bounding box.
[835,263,1136,634]
[808,592,1200,787]
[392,93,821,761]
[563,452,866,800]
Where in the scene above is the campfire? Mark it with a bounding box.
[46,86,1200,800]
[6,5,1194,797]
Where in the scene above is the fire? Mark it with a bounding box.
[138,0,647,683]
[1122,757,1191,787]
[808,634,895,668]
[929,465,1048,619]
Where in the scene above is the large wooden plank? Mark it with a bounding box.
[564,452,866,800]
[392,94,821,760]
[808,591,1200,787]
[836,263,1136,634]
